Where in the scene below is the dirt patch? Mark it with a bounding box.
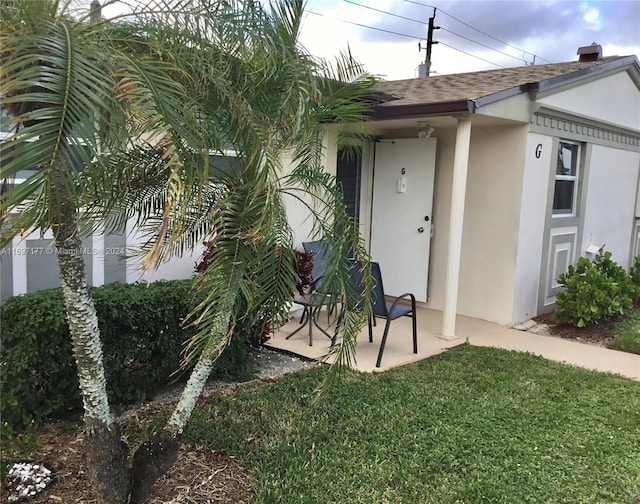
[529,311,617,347]
[1,347,313,503]
[1,425,255,504]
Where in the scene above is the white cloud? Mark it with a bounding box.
[81,0,640,79]
[301,0,639,79]
[580,3,602,29]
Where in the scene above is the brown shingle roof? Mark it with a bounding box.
[375,56,637,111]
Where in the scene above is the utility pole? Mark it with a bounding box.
[90,0,102,22]
[425,8,439,76]
[419,8,439,77]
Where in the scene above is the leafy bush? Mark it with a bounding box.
[1,279,255,431]
[593,250,640,301]
[629,255,640,290]
[555,251,637,327]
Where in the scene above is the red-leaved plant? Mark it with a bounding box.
[194,242,315,341]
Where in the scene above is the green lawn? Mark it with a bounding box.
[166,346,639,503]
[609,309,640,355]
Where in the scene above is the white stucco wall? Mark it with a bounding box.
[125,128,339,285]
[456,125,528,324]
[511,133,554,324]
[282,128,338,249]
[538,72,640,131]
[125,219,199,283]
[582,144,640,269]
[423,124,528,325]
[637,174,640,218]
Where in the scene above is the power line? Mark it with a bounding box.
[438,41,505,68]
[344,0,525,64]
[307,8,506,69]
[439,27,526,63]
[398,0,553,63]
[343,0,422,25]
[307,9,422,41]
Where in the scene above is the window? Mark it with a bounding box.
[336,149,362,222]
[0,103,14,134]
[553,141,580,216]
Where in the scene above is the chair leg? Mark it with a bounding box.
[368,316,373,343]
[332,323,339,346]
[412,312,418,354]
[375,319,392,368]
[299,307,308,325]
[328,303,335,321]
[333,310,345,346]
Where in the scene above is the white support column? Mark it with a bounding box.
[125,217,144,283]
[441,117,472,338]
[12,235,28,296]
[322,125,339,176]
[92,231,105,287]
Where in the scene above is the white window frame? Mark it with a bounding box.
[552,140,581,217]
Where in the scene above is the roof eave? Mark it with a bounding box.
[473,56,640,108]
[370,99,476,120]
[537,55,640,92]
[473,84,536,109]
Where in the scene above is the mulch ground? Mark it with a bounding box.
[1,423,254,503]
[531,311,617,347]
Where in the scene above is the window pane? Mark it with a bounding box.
[556,142,578,176]
[337,150,361,222]
[209,154,241,179]
[553,180,574,214]
[0,104,14,134]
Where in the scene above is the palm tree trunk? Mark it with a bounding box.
[50,170,130,503]
[128,357,214,503]
[129,290,237,503]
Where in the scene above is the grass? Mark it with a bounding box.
[608,309,640,355]
[166,345,640,504]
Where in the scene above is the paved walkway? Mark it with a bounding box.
[467,326,640,381]
[267,306,640,381]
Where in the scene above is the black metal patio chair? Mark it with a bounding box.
[349,260,418,368]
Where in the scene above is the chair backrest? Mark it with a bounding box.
[347,260,388,318]
[369,262,389,318]
[303,240,330,288]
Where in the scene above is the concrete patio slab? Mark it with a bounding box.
[267,307,464,372]
[266,306,640,380]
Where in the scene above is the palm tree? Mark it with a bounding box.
[1,0,375,501]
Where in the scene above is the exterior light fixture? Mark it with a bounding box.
[417,121,434,139]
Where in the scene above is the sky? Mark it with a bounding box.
[95,0,640,81]
[297,0,640,80]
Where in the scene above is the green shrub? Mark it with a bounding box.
[593,251,640,302]
[629,255,640,291]
[555,251,635,328]
[1,279,256,431]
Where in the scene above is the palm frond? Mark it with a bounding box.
[2,0,379,383]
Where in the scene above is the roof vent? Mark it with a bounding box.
[577,43,603,62]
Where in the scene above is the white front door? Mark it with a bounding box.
[370,138,436,302]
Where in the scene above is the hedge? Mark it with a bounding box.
[1,279,256,431]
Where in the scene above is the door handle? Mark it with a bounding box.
[417,227,425,233]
